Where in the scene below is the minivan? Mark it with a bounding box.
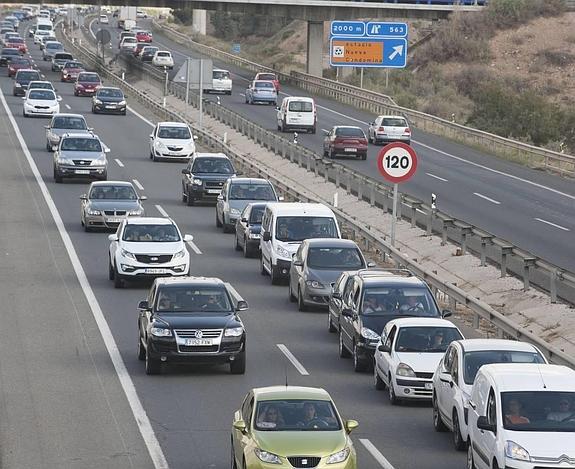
[260,203,340,284]
[277,96,317,134]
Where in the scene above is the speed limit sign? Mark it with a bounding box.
[377,142,418,184]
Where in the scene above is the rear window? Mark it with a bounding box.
[52,116,87,130]
[213,70,230,80]
[257,73,276,81]
[28,89,55,100]
[17,71,40,80]
[254,81,274,89]
[335,127,365,137]
[157,52,170,57]
[288,100,313,112]
[381,117,408,127]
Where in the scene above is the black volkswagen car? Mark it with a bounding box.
[181,152,236,206]
[234,202,267,258]
[137,277,248,375]
[0,47,20,66]
[91,86,127,115]
[51,52,74,72]
[13,69,41,96]
[140,46,158,62]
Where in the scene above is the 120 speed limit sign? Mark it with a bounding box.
[377,142,418,183]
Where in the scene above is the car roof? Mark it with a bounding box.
[334,125,363,130]
[361,273,425,287]
[213,68,229,72]
[264,202,334,217]
[155,276,226,287]
[284,96,314,102]
[253,386,332,402]
[194,152,229,160]
[480,364,575,392]
[228,178,270,185]
[90,180,134,187]
[456,339,543,353]
[387,317,459,329]
[158,121,189,128]
[378,115,408,120]
[126,217,174,226]
[53,113,85,119]
[303,238,359,248]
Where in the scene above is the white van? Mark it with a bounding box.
[467,363,575,469]
[260,203,340,284]
[277,96,317,134]
[207,69,232,95]
[38,10,51,19]
[36,17,54,34]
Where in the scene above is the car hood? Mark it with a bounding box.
[395,352,445,373]
[193,173,234,182]
[305,267,348,287]
[254,430,346,457]
[97,95,124,103]
[157,138,194,147]
[155,312,239,330]
[26,98,58,106]
[88,200,141,211]
[50,128,90,137]
[77,81,100,87]
[504,432,575,459]
[360,315,394,335]
[59,150,104,160]
[121,241,184,255]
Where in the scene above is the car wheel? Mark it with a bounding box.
[280,120,286,133]
[108,259,115,280]
[186,190,195,206]
[467,443,476,469]
[270,264,282,285]
[433,395,447,431]
[338,330,351,358]
[137,335,145,361]
[231,439,238,469]
[388,375,399,405]
[145,346,161,375]
[310,126,316,134]
[453,411,467,451]
[353,343,367,372]
[216,211,222,228]
[288,281,296,303]
[329,148,335,159]
[368,133,372,144]
[84,222,92,232]
[113,267,124,289]
[260,257,267,275]
[100,171,107,181]
[122,110,127,116]
[53,167,62,183]
[23,109,28,117]
[243,238,253,258]
[360,153,367,161]
[182,185,187,203]
[46,141,51,151]
[328,312,337,333]
[235,234,242,251]
[223,223,233,234]
[297,287,307,311]
[374,365,385,390]
[229,350,246,375]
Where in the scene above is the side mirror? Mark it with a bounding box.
[367,261,376,268]
[477,416,495,433]
[439,372,453,387]
[341,308,353,318]
[183,234,194,242]
[104,148,110,153]
[278,196,284,201]
[79,194,87,200]
[217,194,223,201]
[21,96,26,100]
[236,300,248,311]
[181,168,190,175]
[345,419,359,434]
[149,134,154,139]
[88,127,94,131]
[108,234,118,241]
[442,309,452,318]
[139,195,148,201]
[44,125,50,129]
[262,231,271,242]
[52,145,58,151]
[193,135,198,140]
[137,300,149,310]
[57,95,62,101]
[275,106,280,111]
[232,419,247,433]
[322,129,329,135]
[241,217,248,223]
[377,344,390,353]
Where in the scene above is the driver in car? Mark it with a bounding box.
[297,402,320,427]
[400,295,425,313]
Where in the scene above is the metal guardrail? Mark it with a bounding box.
[152,20,575,177]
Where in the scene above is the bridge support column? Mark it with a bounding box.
[306,20,323,77]
[192,10,207,35]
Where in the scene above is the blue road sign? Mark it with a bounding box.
[330,21,365,37]
[330,37,408,68]
[366,22,408,38]
[232,43,241,54]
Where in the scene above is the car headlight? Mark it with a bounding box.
[156,140,166,149]
[505,441,530,462]
[254,449,281,465]
[150,327,172,337]
[57,157,73,164]
[327,447,350,464]
[229,208,241,216]
[120,248,136,260]
[15,82,21,87]
[128,209,143,216]
[276,245,291,258]
[192,178,203,186]
[87,209,101,216]
[76,83,84,88]
[224,327,244,337]
[92,155,106,165]
[173,249,186,259]
[305,279,324,289]
[396,362,416,377]
[93,99,102,104]
[360,327,379,340]
[118,100,126,105]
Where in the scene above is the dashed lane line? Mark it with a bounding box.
[276,344,309,376]
[132,179,144,190]
[359,439,396,469]
[154,204,169,217]
[534,218,570,232]
[114,158,124,167]
[473,192,501,205]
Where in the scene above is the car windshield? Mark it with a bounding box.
[46,42,62,49]
[9,38,23,43]
[229,184,275,201]
[123,38,136,43]
[213,70,230,79]
[143,48,158,54]
[122,224,180,242]
[382,117,408,127]
[52,116,87,129]
[155,286,232,313]
[79,74,100,82]
[2,48,19,55]
[30,82,53,90]
[288,101,313,112]
[257,73,276,81]
[275,216,338,242]
[462,350,546,385]
[307,247,364,270]
[394,326,463,353]
[64,62,83,69]
[249,206,265,224]
[192,158,234,174]
[254,399,341,432]
[55,54,73,61]
[98,88,123,98]
[361,287,440,317]
[335,127,365,137]
[17,71,40,81]
[61,138,102,152]
[28,90,55,100]
[254,81,274,89]
[89,185,137,200]
[158,126,191,139]
[502,392,575,432]
[37,26,52,32]
[11,58,30,65]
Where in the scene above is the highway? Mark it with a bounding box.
[92,19,575,272]
[0,27,474,469]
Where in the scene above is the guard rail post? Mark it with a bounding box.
[500,246,513,278]
[410,202,422,228]
[357,178,363,202]
[550,269,562,304]
[441,219,453,246]
[480,235,494,266]
[460,226,473,254]
[426,208,434,236]
[523,258,537,291]
[370,185,376,207]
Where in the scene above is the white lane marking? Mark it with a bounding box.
[0,87,169,469]
[154,204,169,217]
[186,240,202,255]
[359,439,396,469]
[426,172,447,182]
[114,158,124,167]
[276,344,309,376]
[89,17,97,40]
[534,218,570,232]
[127,105,155,127]
[64,104,71,110]
[473,192,501,205]
[224,282,243,303]
[132,178,144,190]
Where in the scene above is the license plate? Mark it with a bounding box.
[425,382,433,390]
[207,189,221,194]
[75,169,90,175]
[144,268,167,274]
[184,338,212,346]
[107,217,122,223]
[344,148,357,152]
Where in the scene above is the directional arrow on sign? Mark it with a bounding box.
[388,45,404,61]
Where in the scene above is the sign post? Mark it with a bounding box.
[377,143,418,247]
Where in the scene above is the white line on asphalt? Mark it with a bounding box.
[127,105,155,127]
[534,218,570,232]
[89,18,97,40]
[276,344,309,376]
[64,104,71,110]
[0,88,169,469]
[154,204,169,217]
[473,192,501,205]
[132,178,144,190]
[224,282,243,303]
[114,158,124,167]
[359,439,396,469]
[186,240,202,255]
[426,172,448,182]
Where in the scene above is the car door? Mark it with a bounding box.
[139,284,156,344]
[183,158,194,193]
[149,124,158,154]
[341,280,361,350]
[290,243,305,294]
[236,205,250,248]
[323,129,331,152]
[109,221,124,266]
[379,325,397,383]
[328,272,348,328]
[374,324,389,379]
[475,388,498,469]
[436,345,455,423]
[216,180,228,224]
[234,393,254,465]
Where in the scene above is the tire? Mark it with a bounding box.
[223,223,233,234]
[270,264,282,285]
[388,375,399,405]
[137,335,145,361]
[113,267,124,289]
[310,126,316,135]
[122,110,127,116]
[108,259,115,280]
[100,171,107,181]
[360,153,367,161]
[433,395,448,431]
[280,120,286,133]
[453,411,467,451]
[353,343,367,372]
[329,148,335,159]
[92,106,97,114]
[467,443,476,469]
[243,238,253,258]
[288,281,296,303]
[230,350,246,375]
[182,185,187,203]
[234,234,242,251]
[297,287,307,311]
[186,190,195,206]
[231,439,238,469]
[84,223,92,233]
[374,365,385,390]
[260,257,267,276]
[328,312,337,332]
[339,330,351,358]
[145,346,161,375]
[53,167,62,183]
[46,141,51,151]
[216,211,222,228]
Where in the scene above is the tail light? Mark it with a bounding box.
[378,127,385,132]
[404,128,411,133]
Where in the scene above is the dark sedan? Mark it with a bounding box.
[91,87,127,115]
[13,69,41,96]
[323,126,368,160]
[0,47,20,66]
[140,46,158,62]
[7,56,34,77]
[234,202,267,258]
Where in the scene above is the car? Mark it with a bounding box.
[135,30,152,43]
[0,47,20,66]
[5,37,27,54]
[42,40,63,60]
[216,178,279,233]
[119,36,138,53]
[2,32,20,46]
[277,96,317,134]
[432,339,547,452]
[53,133,109,183]
[149,121,197,161]
[51,52,73,71]
[368,115,411,145]
[234,202,266,258]
[5,16,20,29]
[27,25,36,38]
[151,50,174,69]
[132,42,148,57]
[374,318,464,405]
[467,364,575,469]
[335,269,453,371]
[119,31,136,43]
[137,276,248,374]
[45,113,92,151]
[60,60,85,82]
[22,87,61,117]
[13,69,41,96]
[206,68,231,95]
[39,34,57,50]
[289,239,369,311]
[245,80,277,105]
[7,56,34,77]
[254,71,280,91]
[139,45,158,62]
[28,80,55,92]
[80,181,146,231]
[108,217,193,288]
[231,386,358,469]
[181,153,236,205]
[98,14,108,24]
[1,28,16,39]
[92,86,127,115]
[33,30,53,45]
[74,71,102,96]
[136,10,147,18]
[323,126,368,160]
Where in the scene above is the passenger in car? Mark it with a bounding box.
[505,399,530,425]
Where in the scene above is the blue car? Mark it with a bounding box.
[244,80,277,105]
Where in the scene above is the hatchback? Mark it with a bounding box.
[368,115,411,145]
[323,126,368,160]
[92,87,127,115]
[245,80,277,105]
[61,60,85,82]
[7,56,34,77]
[13,69,41,96]
[152,50,174,69]
[22,88,60,117]
[74,72,101,96]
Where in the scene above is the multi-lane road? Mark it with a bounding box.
[91,18,575,272]
[0,23,481,469]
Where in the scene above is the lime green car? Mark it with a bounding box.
[231,386,358,469]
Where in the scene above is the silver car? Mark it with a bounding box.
[289,238,370,311]
[367,115,411,145]
[80,181,146,232]
[215,178,278,233]
[53,133,109,183]
[45,113,92,151]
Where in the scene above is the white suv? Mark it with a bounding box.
[152,50,174,69]
[149,121,197,161]
[108,217,193,288]
[432,339,547,452]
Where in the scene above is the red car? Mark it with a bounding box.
[254,72,280,92]
[323,125,368,160]
[7,56,34,77]
[61,60,85,82]
[6,38,27,54]
[133,42,148,57]
[135,30,152,43]
[74,71,102,96]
